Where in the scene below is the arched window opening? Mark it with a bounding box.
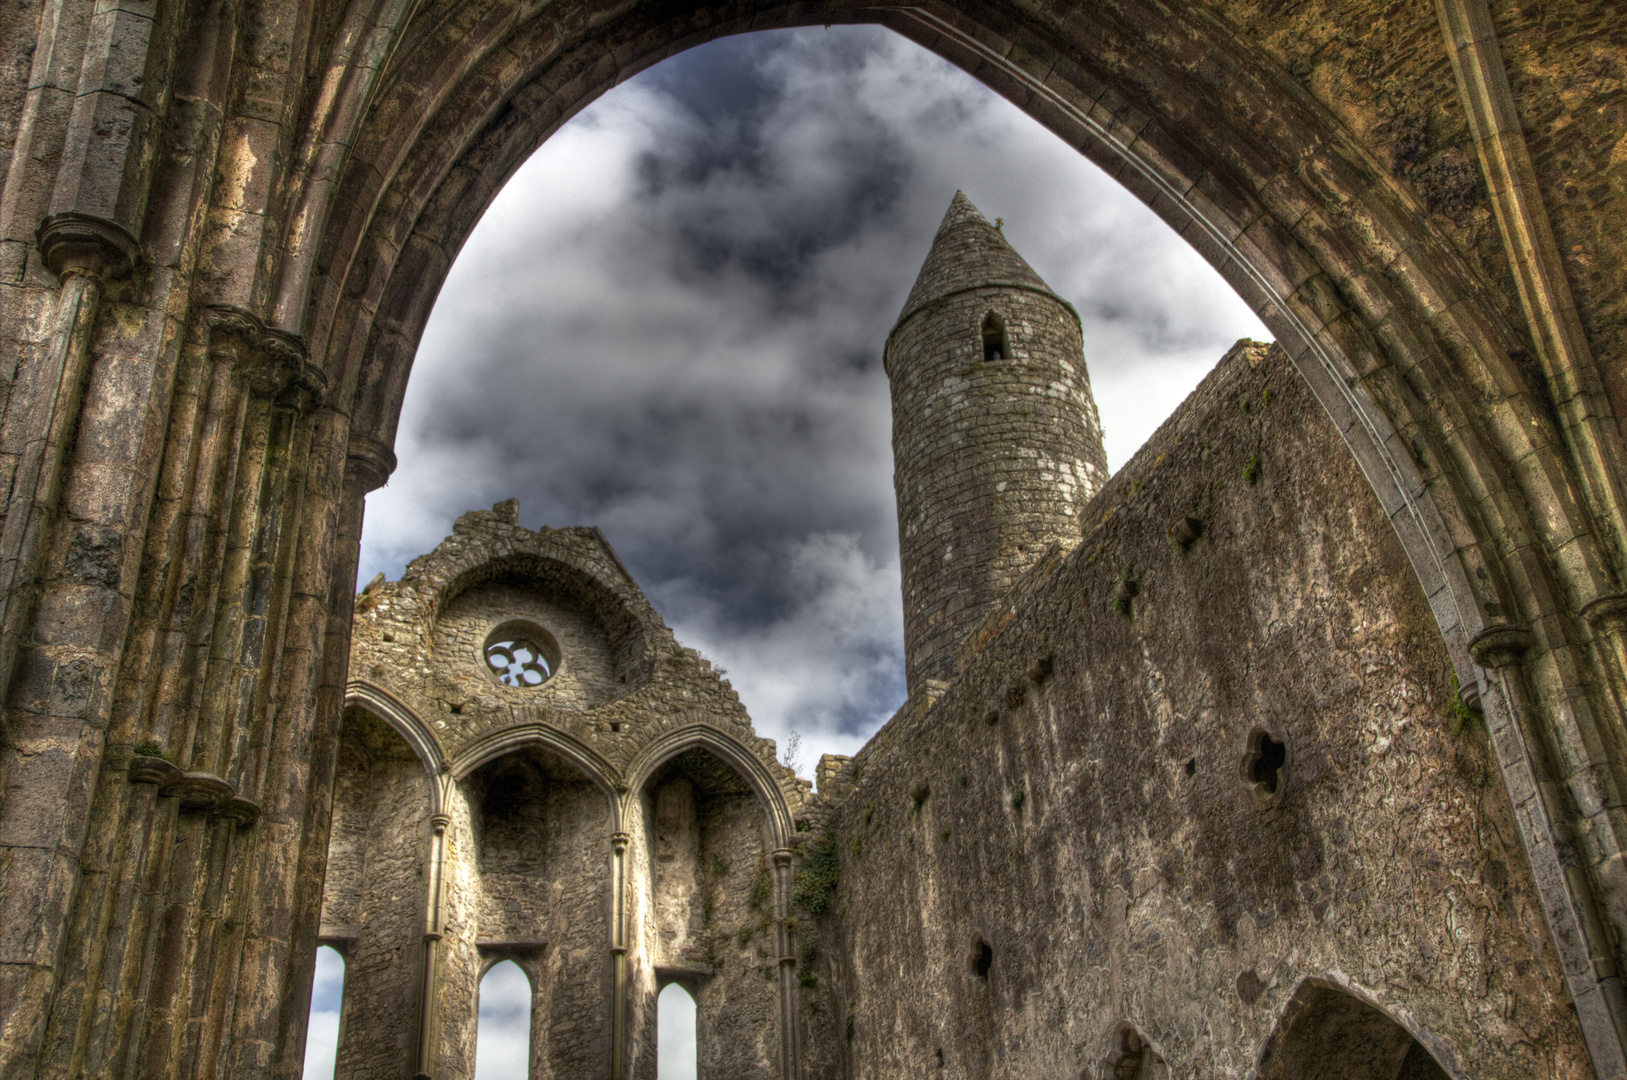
[658,982,698,1079]
[1258,982,1450,1080]
[474,960,532,1080]
[981,312,1009,361]
[301,946,346,1080]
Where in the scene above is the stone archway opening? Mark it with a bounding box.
[300,946,347,1080]
[1257,982,1453,1080]
[474,960,534,1080]
[632,744,790,1079]
[3,0,1620,1075]
[315,707,438,1079]
[657,982,699,1079]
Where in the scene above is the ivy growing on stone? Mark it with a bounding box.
[793,838,840,915]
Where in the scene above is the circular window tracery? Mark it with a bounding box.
[483,622,561,688]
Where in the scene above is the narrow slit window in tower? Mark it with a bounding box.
[474,960,532,1080]
[982,312,1009,361]
[300,946,345,1080]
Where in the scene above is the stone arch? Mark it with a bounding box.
[443,740,622,1078]
[626,730,795,1079]
[1254,978,1460,1080]
[345,680,447,813]
[1103,1022,1169,1080]
[311,0,1557,686]
[624,725,795,849]
[292,0,1627,1067]
[450,724,623,830]
[320,696,444,1080]
[426,545,659,700]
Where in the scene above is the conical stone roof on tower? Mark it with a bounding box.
[885,192,1109,697]
[898,190,1053,314]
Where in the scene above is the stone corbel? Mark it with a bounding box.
[1583,596,1627,637]
[261,330,327,412]
[346,434,398,495]
[1469,624,1533,669]
[199,307,329,414]
[35,211,140,282]
[128,754,261,825]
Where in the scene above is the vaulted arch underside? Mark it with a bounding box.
[0,0,1622,1078]
[306,5,1627,1063]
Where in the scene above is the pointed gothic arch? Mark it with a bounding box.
[345,680,447,813]
[451,724,624,829]
[624,725,796,849]
[1255,978,1459,1080]
[0,0,1620,1076]
[299,8,1627,1065]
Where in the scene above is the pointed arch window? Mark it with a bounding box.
[301,945,346,1080]
[474,960,532,1080]
[982,312,1009,361]
[658,982,697,1079]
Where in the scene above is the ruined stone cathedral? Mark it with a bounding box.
[317,192,1585,1080]
[0,0,1623,1077]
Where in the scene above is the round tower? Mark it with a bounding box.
[885,191,1109,696]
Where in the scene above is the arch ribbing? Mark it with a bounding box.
[623,725,795,849]
[345,680,448,816]
[449,723,623,829]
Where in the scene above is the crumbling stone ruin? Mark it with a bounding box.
[313,193,1594,1079]
[0,0,1623,1077]
[333,506,810,1079]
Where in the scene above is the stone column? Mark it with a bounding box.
[272,430,395,1080]
[1471,625,1627,1078]
[417,811,451,1080]
[0,211,139,1080]
[772,847,800,1080]
[610,829,630,1080]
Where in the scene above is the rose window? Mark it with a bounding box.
[483,622,561,688]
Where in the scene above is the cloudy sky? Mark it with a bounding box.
[320,24,1271,1080]
[356,24,1266,784]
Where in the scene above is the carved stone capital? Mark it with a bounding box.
[346,434,398,494]
[772,847,795,867]
[36,211,140,281]
[128,754,261,826]
[201,303,264,368]
[610,830,630,853]
[258,329,317,406]
[430,813,450,834]
[1582,594,1627,635]
[202,303,262,341]
[281,361,328,413]
[1469,624,1533,669]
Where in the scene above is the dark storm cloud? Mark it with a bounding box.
[357,25,1269,770]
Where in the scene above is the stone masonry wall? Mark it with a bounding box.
[801,341,1591,1080]
[435,579,621,711]
[322,711,433,1080]
[329,506,808,1078]
[629,752,781,1079]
